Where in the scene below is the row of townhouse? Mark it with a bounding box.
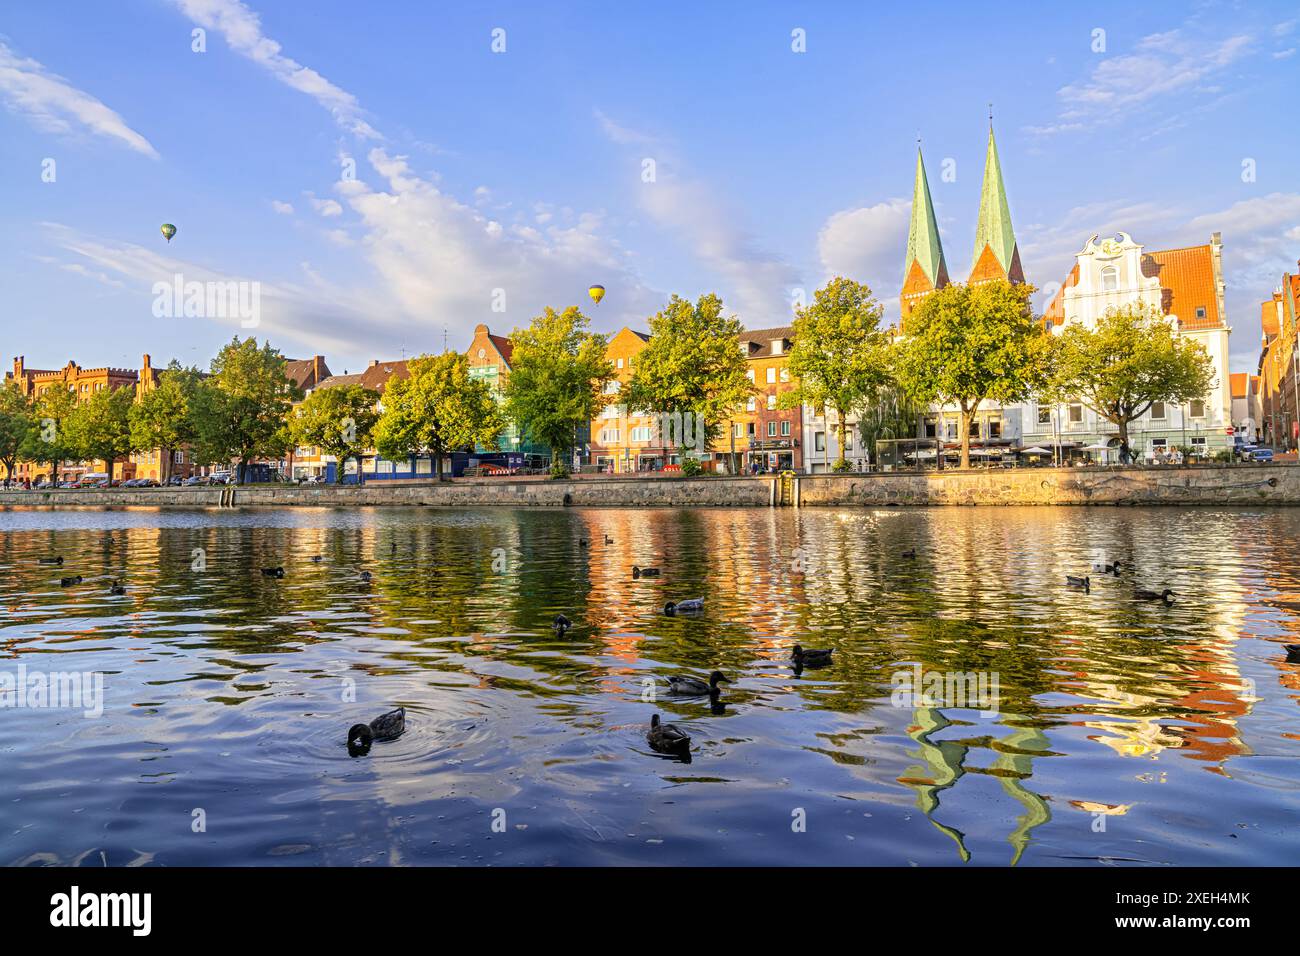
[1257,261,1300,450]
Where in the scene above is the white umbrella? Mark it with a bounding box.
[1082,442,1111,451]
[1021,446,1052,455]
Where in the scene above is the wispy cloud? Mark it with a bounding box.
[1028,25,1253,136]
[0,41,158,157]
[597,111,798,322]
[169,0,380,139]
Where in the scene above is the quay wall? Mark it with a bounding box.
[0,464,1297,509]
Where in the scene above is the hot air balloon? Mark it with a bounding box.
[160,223,177,243]
[587,284,605,306]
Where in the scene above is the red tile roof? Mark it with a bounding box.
[1141,245,1220,329]
[487,334,513,366]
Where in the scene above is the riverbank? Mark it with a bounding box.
[1,462,1296,508]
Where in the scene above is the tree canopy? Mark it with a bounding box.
[897,279,1046,468]
[0,381,34,482]
[373,352,503,479]
[65,385,137,481]
[290,383,380,482]
[1051,303,1215,463]
[503,306,614,477]
[622,293,753,454]
[130,362,203,482]
[778,277,891,470]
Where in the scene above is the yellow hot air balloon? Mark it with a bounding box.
[160,223,177,243]
[587,284,606,306]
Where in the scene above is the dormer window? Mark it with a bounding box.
[1195,307,1207,320]
[770,339,783,355]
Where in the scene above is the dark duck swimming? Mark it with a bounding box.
[791,644,833,667]
[1065,575,1090,592]
[59,575,82,587]
[260,566,284,578]
[668,670,729,698]
[1135,588,1174,604]
[647,713,691,754]
[664,598,704,616]
[347,707,406,756]
[632,566,660,579]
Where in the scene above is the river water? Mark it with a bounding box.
[1,505,1297,866]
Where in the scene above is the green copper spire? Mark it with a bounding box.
[972,123,1017,273]
[904,147,946,287]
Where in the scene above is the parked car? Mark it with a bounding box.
[167,475,185,486]
[183,475,207,486]
[1247,447,1275,463]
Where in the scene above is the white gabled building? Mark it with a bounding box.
[1031,231,1233,461]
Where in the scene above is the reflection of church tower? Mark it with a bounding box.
[968,120,1024,286]
[899,146,949,326]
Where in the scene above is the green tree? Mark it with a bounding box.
[65,385,137,481]
[289,383,380,483]
[21,384,79,483]
[856,385,926,466]
[0,381,35,484]
[622,293,753,458]
[504,306,614,477]
[1051,303,1215,464]
[191,338,301,483]
[897,279,1046,469]
[373,351,503,480]
[130,362,202,483]
[778,277,891,471]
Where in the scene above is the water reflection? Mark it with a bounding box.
[1,504,1298,866]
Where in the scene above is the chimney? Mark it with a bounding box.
[371,359,379,367]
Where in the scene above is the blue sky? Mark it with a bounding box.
[1,0,1297,376]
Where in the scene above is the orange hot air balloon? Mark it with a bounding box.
[587,284,606,305]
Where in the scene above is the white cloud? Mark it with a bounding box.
[169,0,380,139]
[817,199,911,304]
[308,195,343,217]
[0,42,158,157]
[270,199,294,215]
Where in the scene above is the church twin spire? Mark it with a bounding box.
[900,119,1022,320]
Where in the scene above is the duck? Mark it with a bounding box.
[1065,575,1091,592]
[1135,588,1175,604]
[791,644,834,666]
[578,538,589,547]
[59,575,82,587]
[647,713,691,754]
[604,534,614,545]
[347,706,406,755]
[38,556,63,566]
[1284,644,1300,662]
[668,670,729,697]
[664,598,704,616]
[310,555,323,563]
[359,570,372,581]
[553,613,572,633]
[260,566,285,578]
[1093,560,1122,575]
[901,548,916,559]
[632,565,660,579]
[109,579,125,596]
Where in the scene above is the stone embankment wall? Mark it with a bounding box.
[0,464,1295,509]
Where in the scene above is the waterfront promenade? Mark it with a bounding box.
[1,463,1295,509]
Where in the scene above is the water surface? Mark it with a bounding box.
[1,505,1298,866]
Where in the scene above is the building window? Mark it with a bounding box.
[600,428,619,444]
[781,420,790,436]
[766,394,776,410]
[767,421,777,437]
[733,423,744,438]
[844,431,853,450]
[1069,404,1083,424]
[779,368,790,383]
[1191,436,1207,450]
[746,397,756,412]
[747,422,755,437]
[1151,401,1166,420]
[631,426,651,441]
[616,358,624,369]
[969,419,981,437]
[746,369,755,383]
[770,340,783,356]
[924,419,937,438]
[814,431,826,452]
[766,368,776,384]
[1189,399,1205,418]
[603,380,619,395]
[1195,307,1206,320]
[1101,266,1118,292]
[1037,407,1052,425]
[988,420,1002,438]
